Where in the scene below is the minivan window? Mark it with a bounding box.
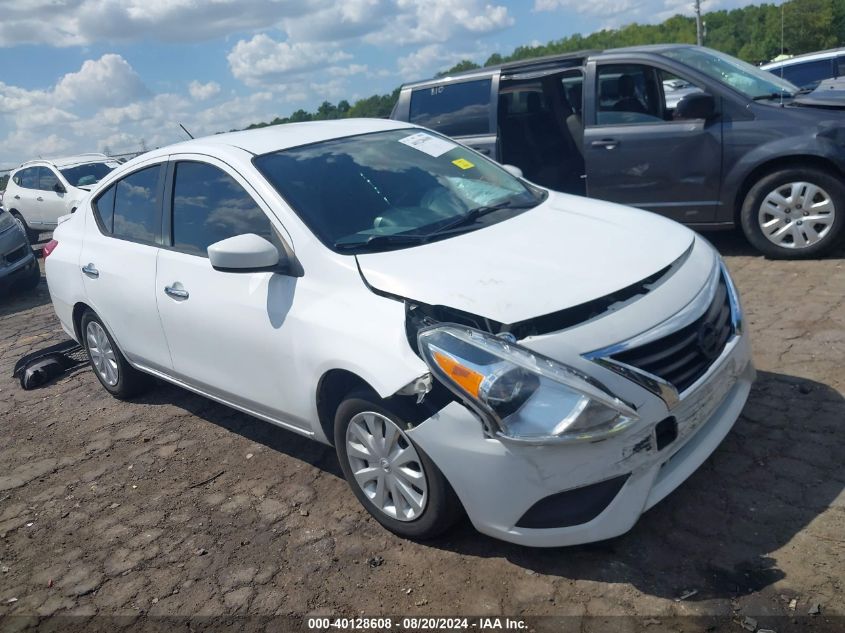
[113,166,161,243]
[775,59,833,89]
[253,129,541,254]
[663,46,797,99]
[171,162,273,256]
[60,162,116,188]
[596,65,663,124]
[409,79,491,137]
[37,167,60,192]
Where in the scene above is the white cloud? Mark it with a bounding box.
[533,0,756,26]
[188,80,222,101]
[369,0,513,45]
[397,43,492,79]
[54,54,149,107]
[227,34,353,88]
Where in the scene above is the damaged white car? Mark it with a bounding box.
[45,119,754,547]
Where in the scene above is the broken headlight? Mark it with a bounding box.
[418,325,637,443]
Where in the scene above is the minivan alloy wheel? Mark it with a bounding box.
[758,181,835,249]
[345,411,428,521]
[86,320,119,386]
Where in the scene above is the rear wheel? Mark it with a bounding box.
[740,168,844,258]
[334,392,462,540]
[9,211,40,244]
[80,310,151,399]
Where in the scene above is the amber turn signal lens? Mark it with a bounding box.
[432,351,484,397]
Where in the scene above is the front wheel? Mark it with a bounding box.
[334,392,463,540]
[740,168,844,258]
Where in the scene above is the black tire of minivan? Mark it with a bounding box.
[740,167,845,259]
[334,391,463,540]
[80,309,152,399]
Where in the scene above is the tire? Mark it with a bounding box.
[740,167,845,259]
[80,310,151,399]
[334,391,463,540]
[9,211,40,244]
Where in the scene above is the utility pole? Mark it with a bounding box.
[694,0,703,46]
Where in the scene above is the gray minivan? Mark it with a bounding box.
[392,45,845,258]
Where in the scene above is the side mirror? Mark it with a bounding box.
[53,182,66,194]
[502,164,523,179]
[208,233,304,276]
[675,93,716,120]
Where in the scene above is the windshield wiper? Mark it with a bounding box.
[428,199,539,236]
[334,233,429,252]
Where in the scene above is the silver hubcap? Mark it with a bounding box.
[345,411,428,522]
[86,321,119,386]
[759,181,835,249]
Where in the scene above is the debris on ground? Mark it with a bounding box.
[367,556,384,568]
[195,548,208,556]
[740,616,757,631]
[788,598,797,612]
[676,589,698,601]
[809,602,822,616]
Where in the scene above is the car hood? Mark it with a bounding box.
[356,192,695,324]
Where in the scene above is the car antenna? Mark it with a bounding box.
[178,123,194,139]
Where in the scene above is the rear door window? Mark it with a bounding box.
[15,168,37,189]
[170,161,273,256]
[409,79,492,136]
[112,165,162,243]
[93,185,116,233]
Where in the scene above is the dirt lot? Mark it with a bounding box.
[0,233,842,632]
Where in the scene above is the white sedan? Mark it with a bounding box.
[45,119,754,546]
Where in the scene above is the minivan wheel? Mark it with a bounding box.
[334,392,462,539]
[80,310,151,399]
[9,211,39,244]
[740,168,844,258]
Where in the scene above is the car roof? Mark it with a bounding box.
[400,44,694,87]
[138,118,416,161]
[761,47,845,69]
[17,153,111,170]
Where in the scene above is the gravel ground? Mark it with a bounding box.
[0,232,842,632]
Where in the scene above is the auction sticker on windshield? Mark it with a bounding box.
[398,132,456,157]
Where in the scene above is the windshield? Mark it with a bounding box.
[663,47,798,100]
[59,161,117,187]
[253,129,543,253]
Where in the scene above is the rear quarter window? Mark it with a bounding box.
[409,79,492,137]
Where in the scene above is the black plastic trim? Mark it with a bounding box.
[515,474,630,529]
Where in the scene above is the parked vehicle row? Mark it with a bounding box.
[46,119,754,546]
[391,44,845,258]
[4,153,119,243]
[762,47,845,90]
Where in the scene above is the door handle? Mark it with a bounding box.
[82,263,99,278]
[14,195,20,200]
[164,285,189,300]
[591,138,620,150]
[36,196,44,202]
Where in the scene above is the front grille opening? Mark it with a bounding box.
[655,416,678,451]
[610,274,733,393]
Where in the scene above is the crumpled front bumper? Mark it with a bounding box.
[408,332,754,547]
[0,225,37,292]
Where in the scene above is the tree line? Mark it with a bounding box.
[238,0,845,132]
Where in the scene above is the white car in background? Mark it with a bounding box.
[5,153,119,242]
[45,119,754,546]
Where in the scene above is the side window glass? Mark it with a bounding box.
[837,56,845,77]
[561,72,584,116]
[18,168,37,189]
[596,64,663,125]
[171,162,273,256]
[409,79,492,136]
[779,59,833,89]
[93,185,116,234]
[37,167,60,192]
[659,70,705,117]
[113,166,161,243]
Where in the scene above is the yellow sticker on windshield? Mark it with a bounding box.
[452,158,475,170]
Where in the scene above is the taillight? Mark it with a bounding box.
[43,239,58,258]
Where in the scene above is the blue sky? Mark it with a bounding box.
[0,0,755,168]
